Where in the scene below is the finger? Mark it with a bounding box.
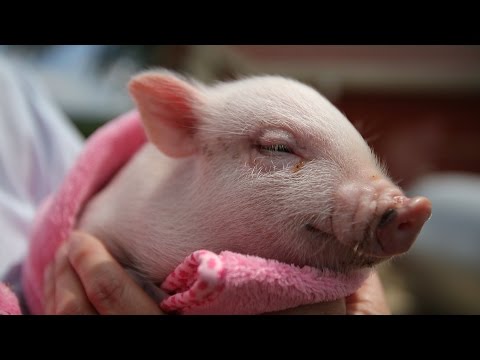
[53,242,98,315]
[346,271,391,315]
[68,231,164,315]
[43,262,55,314]
[267,299,346,315]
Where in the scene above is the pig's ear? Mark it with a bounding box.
[128,71,203,158]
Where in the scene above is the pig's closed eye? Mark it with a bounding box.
[258,144,293,155]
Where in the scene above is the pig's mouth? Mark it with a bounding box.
[305,222,388,271]
[304,195,432,272]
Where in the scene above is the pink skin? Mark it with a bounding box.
[375,196,432,256]
[77,70,432,285]
[333,178,432,265]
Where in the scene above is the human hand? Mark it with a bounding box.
[44,231,390,315]
[344,270,391,315]
[43,231,164,315]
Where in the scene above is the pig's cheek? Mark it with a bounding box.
[248,152,300,173]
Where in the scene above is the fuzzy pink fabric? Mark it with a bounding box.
[21,110,146,315]
[160,250,368,314]
[0,283,21,315]
[0,110,368,315]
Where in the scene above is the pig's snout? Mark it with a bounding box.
[374,196,432,257]
[333,181,432,263]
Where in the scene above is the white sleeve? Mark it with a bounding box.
[0,56,84,278]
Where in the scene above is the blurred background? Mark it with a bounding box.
[1,45,479,314]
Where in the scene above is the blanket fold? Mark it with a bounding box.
[160,250,368,315]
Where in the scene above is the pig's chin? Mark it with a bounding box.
[334,241,391,271]
[301,225,390,274]
[310,244,389,274]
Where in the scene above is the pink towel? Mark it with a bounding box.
[0,283,21,315]
[1,111,368,315]
[160,250,368,314]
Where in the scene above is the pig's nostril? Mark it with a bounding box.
[378,208,397,228]
[373,196,431,257]
[398,222,410,231]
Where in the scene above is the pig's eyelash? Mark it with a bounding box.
[258,144,293,154]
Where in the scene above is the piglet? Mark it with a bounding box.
[77,70,432,289]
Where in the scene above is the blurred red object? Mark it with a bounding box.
[336,92,480,188]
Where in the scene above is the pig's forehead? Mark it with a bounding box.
[207,77,353,137]
[209,76,326,105]
[206,77,348,130]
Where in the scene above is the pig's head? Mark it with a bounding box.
[128,70,432,276]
